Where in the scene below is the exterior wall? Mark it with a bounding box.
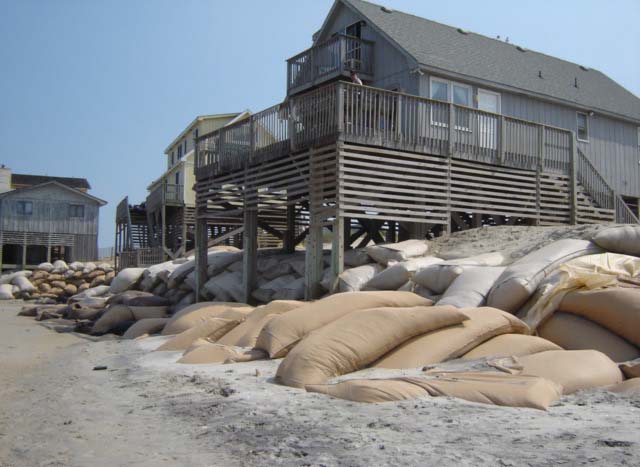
[315,2,420,94]
[183,156,196,206]
[0,184,100,235]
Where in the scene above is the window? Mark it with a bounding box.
[184,140,187,153]
[69,204,84,218]
[577,112,589,142]
[430,78,449,102]
[429,77,472,127]
[175,172,180,186]
[17,200,32,215]
[177,144,183,158]
[345,22,362,38]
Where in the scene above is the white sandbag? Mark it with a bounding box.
[169,251,241,289]
[0,284,14,299]
[437,267,506,308]
[51,260,69,274]
[12,275,36,293]
[366,240,429,266]
[0,270,32,285]
[140,260,177,291]
[252,274,296,303]
[344,249,372,267]
[262,261,293,280]
[593,225,640,256]
[271,277,305,300]
[487,239,602,313]
[365,257,444,291]
[68,261,83,271]
[203,271,244,302]
[287,257,307,276]
[82,263,97,274]
[413,285,441,302]
[76,284,111,299]
[339,264,383,293]
[109,268,145,294]
[37,262,54,272]
[97,263,114,272]
[413,264,467,294]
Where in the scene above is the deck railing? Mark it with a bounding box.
[287,35,374,95]
[147,182,184,212]
[197,82,574,180]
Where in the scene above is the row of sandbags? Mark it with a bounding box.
[142,291,638,410]
[0,260,115,301]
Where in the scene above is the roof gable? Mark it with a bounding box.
[342,0,640,122]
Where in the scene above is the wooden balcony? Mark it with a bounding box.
[287,34,374,96]
[146,182,184,213]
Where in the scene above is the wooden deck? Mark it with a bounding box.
[193,81,639,302]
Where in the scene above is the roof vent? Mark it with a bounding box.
[574,77,579,88]
[579,65,589,71]
[538,70,543,79]
[516,45,526,52]
[457,28,469,35]
[380,6,393,13]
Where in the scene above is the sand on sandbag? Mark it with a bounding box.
[156,318,241,351]
[606,378,640,395]
[255,291,433,359]
[178,342,267,364]
[91,305,134,335]
[374,307,529,369]
[276,305,468,388]
[161,302,252,335]
[462,334,562,360]
[123,318,169,339]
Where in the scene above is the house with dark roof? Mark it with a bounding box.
[191,0,640,301]
[0,166,106,269]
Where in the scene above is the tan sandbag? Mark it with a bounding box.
[217,300,303,347]
[606,378,640,395]
[593,225,640,256]
[538,312,640,363]
[63,284,78,296]
[518,349,623,394]
[365,257,444,291]
[487,239,602,313]
[403,371,562,410]
[123,318,169,339]
[306,379,428,403]
[91,304,134,335]
[178,342,267,364]
[374,307,529,369]
[161,302,253,335]
[156,318,240,351]
[620,360,640,379]
[277,306,468,388]
[256,291,433,359]
[463,334,562,360]
[558,288,640,347]
[129,306,169,320]
[366,240,429,266]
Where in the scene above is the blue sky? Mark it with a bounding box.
[1,0,638,248]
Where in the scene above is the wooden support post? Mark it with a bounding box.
[337,82,345,134]
[161,205,167,260]
[330,215,344,293]
[304,218,324,300]
[499,115,506,165]
[343,217,351,249]
[569,132,578,225]
[385,221,397,243]
[283,201,296,254]
[21,236,27,270]
[194,215,208,303]
[242,207,258,305]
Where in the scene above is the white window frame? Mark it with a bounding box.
[576,112,589,142]
[69,204,85,219]
[477,88,502,115]
[429,77,473,130]
[17,200,33,216]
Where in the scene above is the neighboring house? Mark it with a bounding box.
[0,166,106,270]
[115,112,251,268]
[192,0,640,302]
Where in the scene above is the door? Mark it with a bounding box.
[477,89,501,150]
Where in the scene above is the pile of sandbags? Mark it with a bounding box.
[0,260,115,301]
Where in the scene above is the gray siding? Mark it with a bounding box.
[316,2,419,94]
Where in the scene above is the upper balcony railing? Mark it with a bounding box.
[146,182,184,212]
[287,34,374,95]
[196,81,576,181]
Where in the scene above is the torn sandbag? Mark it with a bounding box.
[593,225,640,256]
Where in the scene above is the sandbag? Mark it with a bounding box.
[365,257,444,291]
[91,304,134,335]
[437,267,505,308]
[338,264,382,293]
[107,290,153,305]
[217,300,303,348]
[0,283,14,299]
[109,268,145,294]
[306,379,428,403]
[413,264,467,294]
[366,240,429,266]
[168,250,241,289]
[139,260,178,291]
[462,334,562,359]
[518,349,623,394]
[73,285,111,300]
[256,291,434,359]
[558,288,640,347]
[124,295,170,307]
[344,249,372,267]
[156,318,240,351]
[252,274,297,303]
[123,318,169,339]
[487,239,602,313]
[271,277,305,301]
[277,305,468,388]
[374,307,529,369]
[178,342,267,364]
[620,360,640,379]
[606,378,640,395]
[13,275,36,293]
[402,371,562,410]
[593,225,640,256]
[129,306,168,320]
[203,271,244,302]
[161,302,252,335]
[37,262,54,272]
[67,304,104,321]
[538,312,640,363]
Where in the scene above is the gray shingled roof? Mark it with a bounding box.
[11,173,91,190]
[343,0,640,122]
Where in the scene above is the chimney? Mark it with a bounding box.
[0,165,11,194]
